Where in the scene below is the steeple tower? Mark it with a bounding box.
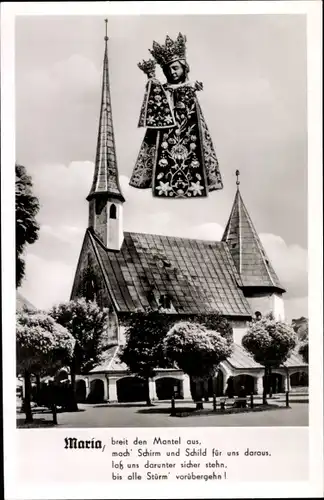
[87,19,125,250]
[222,171,285,319]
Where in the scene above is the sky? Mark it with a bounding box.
[16,14,308,321]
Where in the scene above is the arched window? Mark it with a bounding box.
[255,311,262,321]
[109,204,117,219]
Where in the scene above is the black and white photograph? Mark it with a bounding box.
[1,1,323,497]
[14,13,310,428]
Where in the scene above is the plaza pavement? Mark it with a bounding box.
[17,395,308,428]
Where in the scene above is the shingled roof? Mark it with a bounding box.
[16,292,36,312]
[87,32,124,202]
[89,229,252,317]
[222,187,285,292]
[90,346,128,373]
[226,344,307,370]
[90,343,307,373]
[227,343,262,369]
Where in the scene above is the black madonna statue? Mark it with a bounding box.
[129,33,223,199]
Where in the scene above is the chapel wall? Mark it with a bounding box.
[246,294,274,319]
[246,293,285,321]
[230,319,248,346]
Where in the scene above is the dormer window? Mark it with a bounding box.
[159,294,172,309]
[109,204,117,219]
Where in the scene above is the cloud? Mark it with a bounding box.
[16,16,307,252]
[41,224,84,243]
[284,297,308,322]
[29,161,94,202]
[20,170,307,321]
[20,253,75,310]
[182,223,224,241]
[21,226,308,321]
[16,54,101,166]
[50,54,100,98]
[21,54,100,106]
[14,17,308,324]
[260,233,308,298]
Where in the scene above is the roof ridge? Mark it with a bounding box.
[107,345,120,370]
[239,193,277,288]
[124,230,225,245]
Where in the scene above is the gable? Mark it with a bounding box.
[70,231,119,344]
[72,231,119,310]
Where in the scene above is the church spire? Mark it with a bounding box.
[87,21,125,251]
[87,19,125,203]
[222,172,285,293]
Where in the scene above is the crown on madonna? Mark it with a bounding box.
[138,58,156,75]
[149,33,187,68]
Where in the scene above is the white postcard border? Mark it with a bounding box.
[1,1,323,499]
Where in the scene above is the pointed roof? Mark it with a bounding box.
[87,21,125,202]
[222,171,285,292]
[16,292,36,312]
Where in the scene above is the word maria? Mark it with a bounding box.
[64,437,102,449]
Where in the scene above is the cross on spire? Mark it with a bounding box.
[104,18,108,42]
[236,169,240,189]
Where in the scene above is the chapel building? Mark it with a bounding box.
[70,31,307,404]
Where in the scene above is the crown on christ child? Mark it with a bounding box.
[149,33,187,68]
[138,58,157,77]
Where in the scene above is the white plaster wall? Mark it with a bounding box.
[232,324,248,345]
[107,200,124,250]
[273,293,285,321]
[247,293,285,321]
[118,324,127,346]
[230,319,248,346]
[247,294,273,318]
[108,309,119,344]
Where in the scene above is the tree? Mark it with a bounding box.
[49,298,109,411]
[119,310,174,405]
[292,317,308,341]
[163,321,232,409]
[16,309,75,423]
[16,164,40,288]
[299,339,308,364]
[190,312,233,343]
[242,315,297,404]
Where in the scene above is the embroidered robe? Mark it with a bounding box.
[129,80,223,198]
